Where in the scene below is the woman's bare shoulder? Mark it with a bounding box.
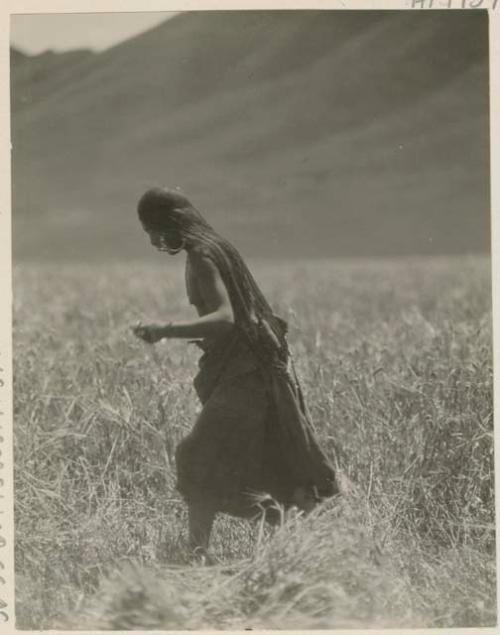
[187,246,218,276]
[188,245,214,265]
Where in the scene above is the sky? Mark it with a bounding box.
[10,12,175,55]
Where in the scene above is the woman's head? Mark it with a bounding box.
[138,186,286,352]
[137,187,211,254]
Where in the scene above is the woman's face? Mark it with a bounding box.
[144,227,184,254]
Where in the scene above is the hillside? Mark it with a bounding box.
[10,46,95,111]
[10,10,490,260]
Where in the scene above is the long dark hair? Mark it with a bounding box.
[138,188,288,363]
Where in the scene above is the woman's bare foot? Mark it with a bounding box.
[190,546,217,566]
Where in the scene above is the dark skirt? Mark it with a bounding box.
[175,329,337,518]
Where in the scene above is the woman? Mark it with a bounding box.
[133,187,338,556]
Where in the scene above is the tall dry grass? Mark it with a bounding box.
[13,256,495,628]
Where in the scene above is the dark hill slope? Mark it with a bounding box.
[11,10,489,260]
[11,47,95,111]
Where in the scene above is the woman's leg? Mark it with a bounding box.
[188,499,216,552]
[291,486,317,514]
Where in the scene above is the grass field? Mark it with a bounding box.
[13,256,495,629]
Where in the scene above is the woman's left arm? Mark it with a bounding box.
[134,253,234,343]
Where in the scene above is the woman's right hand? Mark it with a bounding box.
[132,323,166,344]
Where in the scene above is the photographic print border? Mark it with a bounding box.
[1,1,499,632]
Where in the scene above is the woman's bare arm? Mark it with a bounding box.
[166,252,234,339]
[134,253,234,343]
